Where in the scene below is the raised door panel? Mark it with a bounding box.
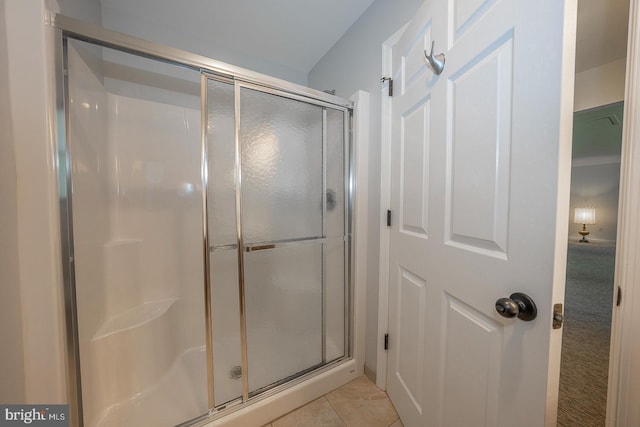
[445,33,513,258]
[449,0,498,44]
[401,97,431,238]
[388,266,428,419]
[442,296,502,426]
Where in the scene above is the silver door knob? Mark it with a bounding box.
[495,292,537,321]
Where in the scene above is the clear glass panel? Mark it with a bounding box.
[244,244,323,394]
[239,88,323,243]
[67,39,207,427]
[206,78,243,405]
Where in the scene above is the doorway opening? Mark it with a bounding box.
[558,0,629,423]
[558,102,624,426]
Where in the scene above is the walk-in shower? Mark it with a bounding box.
[54,15,354,427]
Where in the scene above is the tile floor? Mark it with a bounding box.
[264,376,403,427]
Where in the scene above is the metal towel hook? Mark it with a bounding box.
[424,40,445,75]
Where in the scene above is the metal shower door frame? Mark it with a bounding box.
[52,13,354,427]
[204,77,352,405]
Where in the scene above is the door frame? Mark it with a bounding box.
[377,3,640,426]
[607,0,640,425]
[375,24,408,390]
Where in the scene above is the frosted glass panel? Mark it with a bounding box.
[325,239,346,362]
[240,88,323,243]
[326,108,346,239]
[207,79,237,247]
[207,85,348,402]
[244,244,323,394]
[210,251,242,405]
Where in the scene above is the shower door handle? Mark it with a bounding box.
[245,244,276,252]
[243,237,329,253]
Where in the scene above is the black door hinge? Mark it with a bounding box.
[617,286,622,306]
[381,77,393,96]
[384,333,389,350]
[386,210,392,227]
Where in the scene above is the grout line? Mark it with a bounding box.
[267,376,404,427]
[324,394,348,426]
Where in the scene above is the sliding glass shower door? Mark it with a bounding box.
[206,78,349,406]
[59,29,351,425]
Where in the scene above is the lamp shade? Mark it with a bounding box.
[574,207,596,225]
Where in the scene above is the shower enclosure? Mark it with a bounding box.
[55,15,352,427]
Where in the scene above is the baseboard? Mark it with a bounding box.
[364,365,376,384]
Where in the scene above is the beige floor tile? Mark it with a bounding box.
[272,397,345,427]
[326,376,399,427]
[389,419,404,427]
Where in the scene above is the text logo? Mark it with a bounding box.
[0,405,68,426]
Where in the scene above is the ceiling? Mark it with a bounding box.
[575,0,630,73]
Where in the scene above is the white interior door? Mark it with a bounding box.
[385,0,577,426]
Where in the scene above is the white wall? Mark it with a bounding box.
[0,1,26,404]
[570,58,626,243]
[569,161,621,242]
[308,0,425,379]
[2,0,102,406]
[4,0,68,403]
[574,58,626,112]
[52,0,101,24]
[100,6,308,86]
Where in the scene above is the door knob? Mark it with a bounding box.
[495,292,537,321]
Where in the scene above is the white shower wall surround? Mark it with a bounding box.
[64,26,353,426]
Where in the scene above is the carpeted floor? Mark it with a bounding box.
[557,240,616,427]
